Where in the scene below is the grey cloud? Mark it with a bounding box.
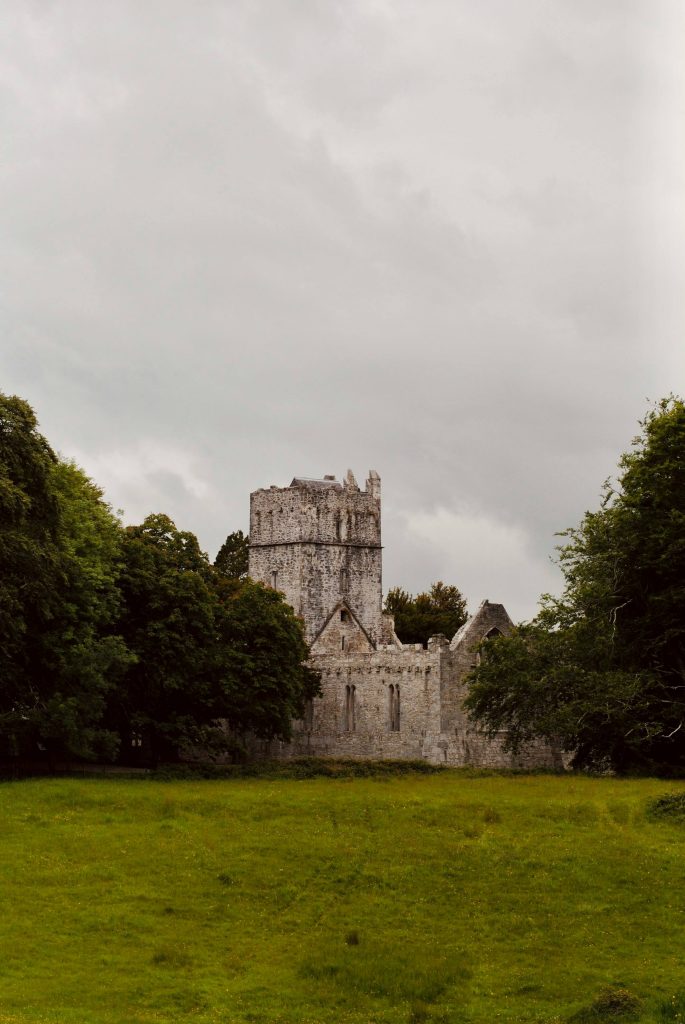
[1,0,683,622]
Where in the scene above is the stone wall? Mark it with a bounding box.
[270,646,442,761]
[265,637,560,769]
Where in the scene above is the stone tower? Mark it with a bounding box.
[248,470,385,644]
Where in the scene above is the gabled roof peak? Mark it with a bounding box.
[449,599,514,651]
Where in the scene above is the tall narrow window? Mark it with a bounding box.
[271,570,278,590]
[389,684,400,731]
[341,635,346,651]
[304,699,314,731]
[345,684,356,732]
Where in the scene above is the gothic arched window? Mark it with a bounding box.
[484,627,503,640]
[476,626,504,665]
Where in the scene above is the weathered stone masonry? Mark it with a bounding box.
[249,470,560,768]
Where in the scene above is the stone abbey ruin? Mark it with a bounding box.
[249,470,560,768]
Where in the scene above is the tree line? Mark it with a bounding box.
[5,388,682,774]
[466,396,685,773]
[0,393,319,766]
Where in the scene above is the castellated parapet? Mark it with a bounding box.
[248,470,561,769]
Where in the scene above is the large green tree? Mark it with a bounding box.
[0,394,129,760]
[111,514,221,761]
[0,394,61,718]
[465,397,685,772]
[112,515,319,762]
[384,581,468,646]
[31,461,131,760]
[212,576,320,742]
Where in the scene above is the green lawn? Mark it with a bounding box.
[1,770,685,1024]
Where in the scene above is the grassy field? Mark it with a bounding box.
[1,769,685,1024]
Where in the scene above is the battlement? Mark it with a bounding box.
[249,470,381,548]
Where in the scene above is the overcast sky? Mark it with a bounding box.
[2,0,684,621]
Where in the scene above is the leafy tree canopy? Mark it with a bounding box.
[112,515,318,762]
[0,394,60,694]
[212,576,320,742]
[465,396,685,772]
[112,514,225,761]
[384,581,468,646]
[0,393,129,760]
[33,461,131,761]
[214,529,249,578]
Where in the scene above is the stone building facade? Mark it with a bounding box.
[249,470,560,768]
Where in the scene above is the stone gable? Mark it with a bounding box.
[310,602,375,656]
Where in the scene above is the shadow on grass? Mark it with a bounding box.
[1,756,570,784]
[299,932,472,1011]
